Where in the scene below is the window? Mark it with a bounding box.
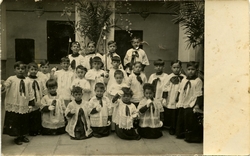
[15,39,34,64]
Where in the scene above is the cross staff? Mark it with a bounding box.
[103,24,108,72]
[67,37,72,55]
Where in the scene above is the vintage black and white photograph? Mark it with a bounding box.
[1,0,205,155]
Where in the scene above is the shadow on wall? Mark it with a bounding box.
[1,60,7,80]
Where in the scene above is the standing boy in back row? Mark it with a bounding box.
[124,37,149,75]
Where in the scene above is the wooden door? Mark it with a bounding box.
[47,21,75,64]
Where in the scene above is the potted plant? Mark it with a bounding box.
[62,0,116,54]
[164,1,204,79]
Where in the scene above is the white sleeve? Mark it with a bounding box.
[106,97,112,116]
[195,79,203,97]
[88,98,96,113]
[40,96,48,109]
[123,50,131,66]
[126,75,132,87]
[85,70,96,81]
[143,74,147,83]
[3,76,13,89]
[162,76,171,92]
[148,75,153,84]
[53,71,59,81]
[108,85,116,96]
[65,102,74,119]
[83,80,91,91]
[70,80,76,90]
[141,50,149,65]
[27,80,35,101]
[178,80,185,93]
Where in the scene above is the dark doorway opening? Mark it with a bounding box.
[114,30,143,67]
[15,39,34,64]
[47,21,75,64]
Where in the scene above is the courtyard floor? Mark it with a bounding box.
[2,130,202,155]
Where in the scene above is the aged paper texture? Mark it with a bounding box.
[204,0,250,154]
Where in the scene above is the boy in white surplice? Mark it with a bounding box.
[137,83,164,139]
[65,86,93,140]
[40,79,66,135]
[112,87,141,140]
[88,83,112,137]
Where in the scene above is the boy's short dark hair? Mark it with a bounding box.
[71,41,81,47]
[46,79,58,88]
[187,61,199,69]
[133,61,142,67]
[61,57,70,63]
[143,83,154,92]
[28,62,38,69]
[89,56,103,69]
[87,41,96,47]
[111,56,121,62]
[95,82,105,91]
[131,36,141,42]
[90,56,104,69]
[14,61,26,69]
[92,56,102,63]
[40,60,49,67]
[121,87,133,96]
[76,65,87,72]
[108,40,116,46]
[114,70,124,77]
[71,86,83,94]
[154,59,165,66]
[171,60,182,67]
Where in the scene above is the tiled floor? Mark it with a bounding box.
[2,130,203,155]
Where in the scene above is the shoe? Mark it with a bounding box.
[136,135,141,140]
[176,135,185,139]
[29,132,37,136]
[93,133,102,138]
[20,136,30,143]
[169,128,175,135]
[14,138,23,145]
[70,136,77,140]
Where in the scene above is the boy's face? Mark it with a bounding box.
[15,64,26,77]
[76,68,86,79]
[48,86,57,95]
[29,66,38,77]
[108,43,117,53]
[171,63,181,75]
[61,62,70,71]
[131,39,140,49]
[133,63,142,73]
[92,62,102,70]
[40,64,49,74]
[154,65,164,73]
[87,43,95,54]
[186,66,197,77]
[115,74,123,84]
[71,44,80,54]
[121,94,131,103]
[144,89,154,99]
[95,87,105,98]
[111,61,120,69]
[73,92,83,101]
